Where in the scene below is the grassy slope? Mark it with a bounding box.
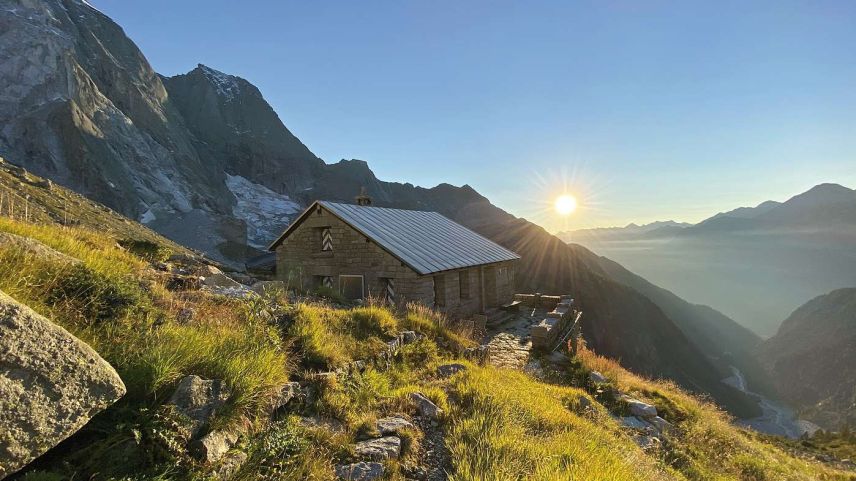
[0,159,191,256]
[0,182,852,480]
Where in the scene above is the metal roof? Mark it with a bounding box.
[269,201,520,275]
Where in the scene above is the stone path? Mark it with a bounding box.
[481,308,546,369]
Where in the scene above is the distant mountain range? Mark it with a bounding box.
[0,0,769,417]
[559,183,856,336]
[760,288,856,430]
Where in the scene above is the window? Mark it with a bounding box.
[339,275,364,301]
[319,227,332,251]
[434,274,446,307]
[459,270,470,299]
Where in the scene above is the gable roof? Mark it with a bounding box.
[269,201,520,275]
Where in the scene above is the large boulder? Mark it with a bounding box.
[0,291,126,480]
[0,233,78,265]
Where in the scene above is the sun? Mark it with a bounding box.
[554,194,577,216]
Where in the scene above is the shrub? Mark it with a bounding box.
[118,238,172,263]
[47,264,145,324]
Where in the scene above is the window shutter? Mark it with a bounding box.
[384,278,395,304]
[321,227,333,251]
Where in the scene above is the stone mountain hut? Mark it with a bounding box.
[268,199,520,318]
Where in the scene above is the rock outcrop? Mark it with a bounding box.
[0,290,126,479]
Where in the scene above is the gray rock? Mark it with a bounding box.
[376,416,414,435]
[401,330,418,344]
[299,416,345,433]
[335,462,385,481]
[190,429,239,463]
[575,395,593,412]
[620,416,651,431]
[634,435,660,450]
[196,265,224,277]
[270,381,302,411]
[621,396,657,418]
[202,273,243,289]
[167,375,231,437]
[436,363,467,378]
[411,392,443,419]
[354,436,401,460]
[647,416,673,434]
[176,307,195,324]
[0,233,78,264]
[211,451,247,480]
[0,291,126,480]
[547,351,571,366]
[588,371,608,384]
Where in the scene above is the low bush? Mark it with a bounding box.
[118,238,172,263]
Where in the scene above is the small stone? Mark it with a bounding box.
[211,451,247,480]
[411,392,443,419]
[436,363,467,378]
[335,462,385,481]
[547,351,570,366]
[176,307,194,324]
[167,375,231,437]
[634,435,660,450]
[620,416,650,431]
[588,371,608,384]
[195,264,223,277]
[574,395,593,412]
[299,416,345,433]
[376,416,414,435]
[190,429,239,463]
[270,382,301,411]
[401,330,418,343]
[647,416,673,434]
[621,396,657,418]
[354,435,401,460]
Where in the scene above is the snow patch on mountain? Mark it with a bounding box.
[199,64,240,101]
[225,173,301,248]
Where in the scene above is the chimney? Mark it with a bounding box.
[355,186,372,206]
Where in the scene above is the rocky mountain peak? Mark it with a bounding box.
[195,64,243,101]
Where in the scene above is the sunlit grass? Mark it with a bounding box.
[446,366,670,481]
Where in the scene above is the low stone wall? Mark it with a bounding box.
[512,293,562,310]
[529,295,575,350]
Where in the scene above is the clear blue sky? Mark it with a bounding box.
[92,0,856,232]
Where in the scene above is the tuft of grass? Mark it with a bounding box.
[402,303,475,354]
